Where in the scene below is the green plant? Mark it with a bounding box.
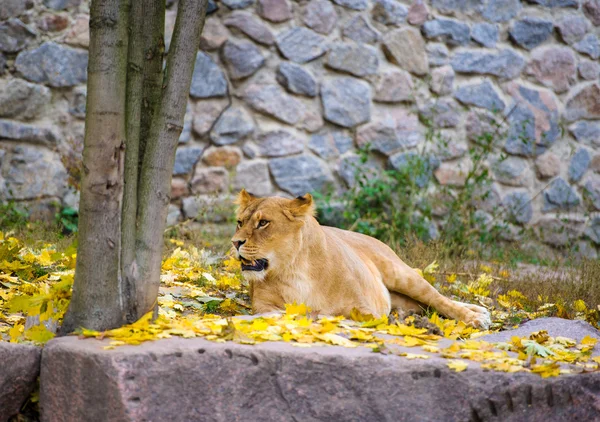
[55,206,79,234]
[0,198,29,230]
[317,108,515,256]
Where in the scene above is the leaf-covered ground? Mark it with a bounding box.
[1,231,599,379]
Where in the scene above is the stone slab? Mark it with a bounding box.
[0,342,41,421]
[41,318,600,422]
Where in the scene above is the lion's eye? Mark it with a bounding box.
[237,220,243,228]
[258,219,269,228]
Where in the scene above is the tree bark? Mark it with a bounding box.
[61,0,129,333]
[134,0,207,315]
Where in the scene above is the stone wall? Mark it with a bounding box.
[1,0,599,254]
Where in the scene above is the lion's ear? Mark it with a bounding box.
[234,189,257,208]
[286,194,315,217]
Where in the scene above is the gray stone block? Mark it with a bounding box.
[481,0,521,22]
[422,18,470,46]
[454,80,505,112]
[543,177,581,211]
[173,146,205,176]
[15,41,88,87]
[244,84,305,125]
[503,191,533,224]
[372,0,408,26]
[190,52,228,99]
[41,320,600,421]
[211,106,255,146]
[276,62,318,97]
[569,148,591,182]
[0,78,51,120]
[326,43,379,78]
[276,27,327,63]
[0,18,36,53]
[221,40,265,80]
[342,16,380,44]
[574,34,600,59]
[321,77,371,128]
[509,18,554,50]
[309,129,353,159]
[270,154,334,195]
[0,342,41,421]
[451,49,525,80]
[471,23,498,47]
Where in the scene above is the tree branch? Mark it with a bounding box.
[134,0,208,316]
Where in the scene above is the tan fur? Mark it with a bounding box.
[232,190,491,328]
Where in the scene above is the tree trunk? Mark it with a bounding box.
[61,0,207,333]
[61,0,130,333]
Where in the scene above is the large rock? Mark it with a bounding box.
[15,41,88,87]
[526,0,578,7]
[451,49,525,80]
[0,119,56,145]
[584,0,600,25]
[503,191,533,224]
[0,78,51,120]
[233,160,273,196]
[342,16,380,44]
[556,15,590,44]
[244,84,305,125]
[586,216,600,244]
[570,120,600,148]
[210,106,255,145]
[564,83,600,122]
[277,62,318,97]
[0,18,36,53]
[321,77,371,128]
[492,156,530,187]
[192,98,229,137]
[326,43,379,78]
[199,18,229,51]
[525,47,576,93]
[569,148,591,182]
[509,18,554,50]
[202,146,242,168]
[37,334,597,422]
[269,154,334,195]
[383,27,428,75]
[309,129,353,159]
[579,60,600,81]
[374,70,413,102]
[302,0,337,35]
[244,130,304,157]
[427,43,449,67]
[190,53,228,99]
[190,167,229,194]
[481,0,521,22]
[221,40,265,80]
[454,80,505,112]
[223,12,275,46]
[422,18,470,46]
[276,27,327,63]
[257,0,292,22]
[64,15,90,48]
[1,145,67,200]
[543,177,581,211]
[372,0,408,26]
[584,174,600,210]
[535,152,561,179]
[504,83,560,156]
[332,0,368,10]
[0,342,41,421]
[537,216,585,245]
[357,120,420,156]
[173,146,205,176]
[43,0,82,9]
[429,66,454,96]
[574,34,600,59]
[0,0,28,20]
[471,23,498,47]
[419,98,461,128]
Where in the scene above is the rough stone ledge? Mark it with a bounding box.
[40,319,600,422]
[0,342,41,421]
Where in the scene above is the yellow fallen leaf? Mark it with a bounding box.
[581,335,597,346]
[447,360,468,372]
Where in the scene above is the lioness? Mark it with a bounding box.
[232,189,491,328]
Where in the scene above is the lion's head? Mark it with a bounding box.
[231,189,315,281]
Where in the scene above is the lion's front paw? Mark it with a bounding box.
[465,308,491,330]
[454,301,491,329]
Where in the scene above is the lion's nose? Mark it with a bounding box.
[233,239,246,250]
